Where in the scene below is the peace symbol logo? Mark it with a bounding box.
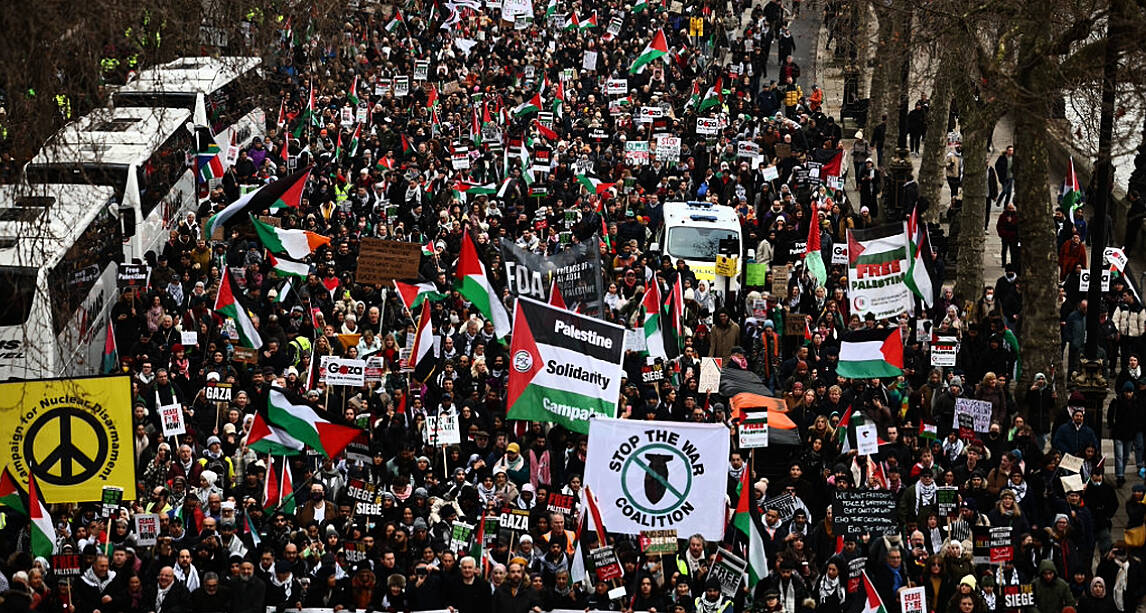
[620,443,693,515]
[24,407,108,486]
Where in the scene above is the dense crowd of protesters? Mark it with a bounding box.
[0,0,1141,612]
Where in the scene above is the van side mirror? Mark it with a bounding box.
[119,205,136,238]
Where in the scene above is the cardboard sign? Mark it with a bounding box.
[346,479,384,515]
[900,586,926,613]
[624,140,650,166]
[426,411,462,446]
[499,508,531,531]
[1059,453,1084,474]
[231,346,258,364]
[760,493,800,521]
[160,403,186,437]
[936,486,959,516]
[831,243,849,265]
[449,521,474,552]
[639,529,678,554]
[762,165,780,182]
[180,331,198,347]
[1003,584,1035,608]
[582,50,598,72]
[324,357,367,386]
[414,59,430,81]
[356,238,422,284]
[784,313,807,336]
[715,255,738,277]
[710,548,746,598]
[833,490,899,535]
[698,357,723,393]
[547,493,576,516]
[855,423,878,456]
[394,76,410,97]
[696,117,720,135]
[931,336,958,366]
[134,513,159,546]
[607,79,629,95]
[655,135,681,162]
[972,525,1013,564]
[953,398,992,433]
[591,546,624,581]
[203,383,233,403]
[52,555,81,577]
[739,411,769,448]
[101,486,124,517]
[771,264,791,297]
[117,264,151,288]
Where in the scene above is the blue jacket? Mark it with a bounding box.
[1052,422,1099,456]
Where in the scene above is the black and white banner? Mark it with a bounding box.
[500,237,604,316]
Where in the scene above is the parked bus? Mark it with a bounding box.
[114,56,266,149]
[0,184,122,379]
[24,106,196,261]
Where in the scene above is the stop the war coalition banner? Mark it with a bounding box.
[507,297,625,433]
[501,237,604,316]
[584,418,730,539]
[846,224,914,320]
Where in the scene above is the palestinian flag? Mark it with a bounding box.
[348,75,361,106]
[204,166,312,237]
[394,279,447,312]
[268,253,311,280]
[250,214,332,259]
[576,174,616,196]
[698,77,723,112]
[683,81,701,112]
[548,279,568,309]
[630,28,669,74]
[411,300,438,384]
[1062,156,1083,216]
[264,387,362,458]
[292,84,318,137]
[642,280,668,360]
[861,571,889,613]
[454,182,499,200]
[553,81,566,118]
[919,422,938,440]
[215,269,263,349]
[580,10,598,28]
[805,205,827,286]
[249,406,306,456]
[262,456,281,509]
[102,319,118,374]
[400,133,413,158]
[514,92,543,117]
[276,99,286,129]
[835,405,857,452]
[545,0,558,18]
[904,205,934,308]
[601,218,613,253]
[456,230,512,339]
[29,474,55,557]
[426,85,440,109]
[564,12,580,30]
[469,507,487,561]
[836,327,903,379]
[279,460,296,514]
[347,123,362,158]
[506,297,624,434]
[386,9,405,32]
[663,276,683,359]
[534,119,559,141]
[822,150,844,178]
[732,462,769,590]
[197,142,225,183]
[633,0,649,11]
[0,466,24,514]
[321,276,340,300]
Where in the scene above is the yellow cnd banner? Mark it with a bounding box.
[0,376,135,504]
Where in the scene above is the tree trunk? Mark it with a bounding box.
[919,53,955,223]
[864,6,893,139]
[1013,98,1061,393]
[955,125,988,301]
[881,6,907,161]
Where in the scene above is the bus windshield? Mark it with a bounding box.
[0,267,39,326]
[666,226,740,261]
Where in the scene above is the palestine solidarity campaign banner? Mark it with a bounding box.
[507,297,625,433]
[501,238,605,316]
[846,224,914,320]
[584,418,731,540]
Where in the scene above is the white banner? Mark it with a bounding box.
[324,357,367,386]
[585,418,730,539]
